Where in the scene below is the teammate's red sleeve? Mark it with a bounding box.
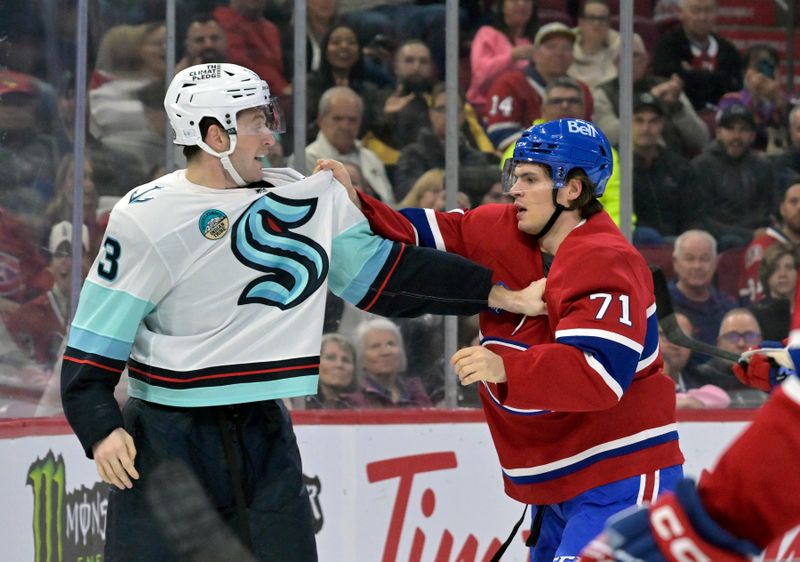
[699,376,800,548]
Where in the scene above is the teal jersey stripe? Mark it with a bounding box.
[71,280,155,343]
[68,326,132,360]
[128,375,319,407]
[329,221,393,304]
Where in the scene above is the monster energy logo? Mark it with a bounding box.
[27,452,108,562]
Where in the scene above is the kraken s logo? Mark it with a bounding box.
[232,193,329,309]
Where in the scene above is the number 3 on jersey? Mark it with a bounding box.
[590,293,632,326]
[97,237,121,281]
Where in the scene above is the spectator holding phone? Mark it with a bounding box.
[717,44,788,153]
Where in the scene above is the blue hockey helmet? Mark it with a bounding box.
[502,119,613,196]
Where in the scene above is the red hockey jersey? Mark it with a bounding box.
[738,227,791,304]
[699,375,800,549]
[484,67,594,150]
[359,194,683,504]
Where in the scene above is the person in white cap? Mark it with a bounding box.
[5,221,90,367]
[484,21,594,151]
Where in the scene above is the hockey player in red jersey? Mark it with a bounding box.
[348,119,684,560]
[578,375,800,562]
[578,279,800,562]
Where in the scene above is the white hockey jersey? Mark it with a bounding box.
[62,168,495,455]
[66,167,391,406]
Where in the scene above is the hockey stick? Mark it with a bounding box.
[650,266,740,363]
[145,459,257,562]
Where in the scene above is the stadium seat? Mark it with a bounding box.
[606,0,654,17]
[715,246,746,301]
[636,244,675,281]
[539,9,574,27]
[609,15,660,53]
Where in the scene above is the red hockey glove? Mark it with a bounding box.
[579,479,760,562]
[734,344,794,392]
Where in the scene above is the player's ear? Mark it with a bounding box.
[565,177,583,202]
[206,122,230,152]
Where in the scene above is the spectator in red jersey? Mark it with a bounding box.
[213,0,291,98]
[651,0,742,111]
[739,180,800,304]
[0,70,60,227]
[0,206,48,312]
[484,22,594,151]
[5,221,90,368]
[467,0,538,120]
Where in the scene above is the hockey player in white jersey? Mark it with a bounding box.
[60,63,542,561]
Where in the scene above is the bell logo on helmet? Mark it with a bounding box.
[567,120,598,137]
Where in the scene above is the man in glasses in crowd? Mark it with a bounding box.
[692,308,768,407]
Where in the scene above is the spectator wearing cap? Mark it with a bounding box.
[483,22,594,151]
[632,91,702,244]
[691,103,775,249]
[651,0,743,111]
[0,70,60,222]
[592,32,709,157]
[717,44,788,154]
[4,221,91,368]
[568,0,620,89]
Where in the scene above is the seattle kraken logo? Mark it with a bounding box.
[232,193,329,309]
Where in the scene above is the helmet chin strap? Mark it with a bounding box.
[533,189,573,239]
[197,134,248,187]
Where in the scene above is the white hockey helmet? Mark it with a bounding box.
[165,62,282,144]
[164,63,283,185]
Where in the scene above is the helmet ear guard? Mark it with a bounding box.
[501,119,613,196]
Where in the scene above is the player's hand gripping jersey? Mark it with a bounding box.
[62,169,494,456]
[358,192,683,504]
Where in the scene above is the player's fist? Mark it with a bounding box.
[579,480,759,562]
[733,354,791,392]
[734,341,794,392]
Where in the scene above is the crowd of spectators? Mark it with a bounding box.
[2,0,799,415]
